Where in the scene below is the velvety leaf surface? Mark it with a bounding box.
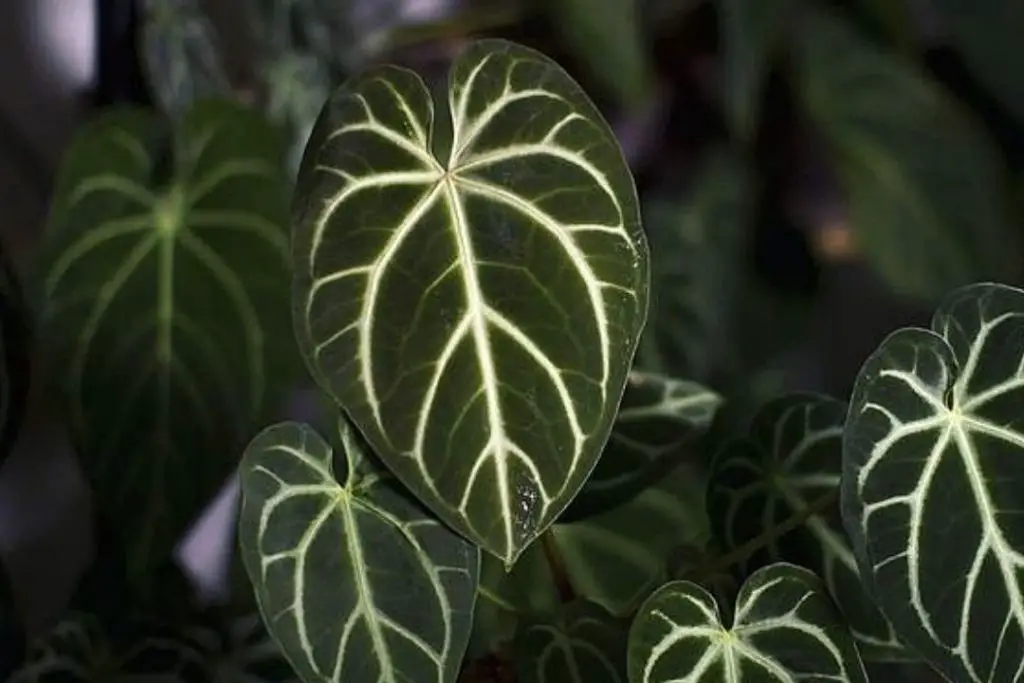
[792,7,1021,300]
[563,371,720,520]
[707,393,906,660]
[514,600,628,683]
[237,420,480,683]
[628,564,869,682]
[292,38,649,565]
[36,101,294,582]
[843,282,1024,683]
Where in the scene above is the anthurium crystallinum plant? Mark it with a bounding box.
[10,12,1024,683]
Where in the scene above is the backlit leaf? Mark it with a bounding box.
[514,600,628,683]
[37,101,294,583]
[563,371,721,520]
[292,39,649,566]
[628,564,869,682]
[792,7,1021,300]
[707,393,907,660]
[237,420,480,683]
[843,282,1024,682]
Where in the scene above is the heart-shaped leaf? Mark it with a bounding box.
[514,600,628,683]
[237,419,480,683]
[292,38,649,566]
[10,611,209,682]
[0,245,30,473]
[628,563,869,682]
[707,393,907,660]
[843,281,1024,682]
[791,7,1021,300]
[563,371,720,521]
[37,100,295,583]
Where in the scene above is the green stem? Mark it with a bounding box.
[685,488,840,584]
[541,530,575,604]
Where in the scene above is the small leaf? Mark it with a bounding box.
[140,0,233,116]
[292,39,649,566]
[563,371,721,520]
[37,100,294,584]
[514,600,628,683]
[0,244,30,472]
[189,610,298,682]
[930,0,1024,126]
[545,0,656,109]
[714,0,795,141]
[628,564,869,682]
[792,7,1022,300]
[237,419,480,683]
[707,393,908,660]
[843,282,1024,683]
[11,611,209,682]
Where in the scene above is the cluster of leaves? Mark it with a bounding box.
[3,1,1024,683]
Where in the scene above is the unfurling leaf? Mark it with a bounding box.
[237,420,480,683]
[628,564,869,682]
[292,39,649,566]
[514,600,628,683]
[843,282,1024,683]
[707,393,907,660]
[37,101,295,584]
[563,371,720,520]
[792,7,1021,300]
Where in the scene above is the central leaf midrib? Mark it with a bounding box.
[440,177,514,558]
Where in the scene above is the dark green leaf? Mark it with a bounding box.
[628,564,869,682]
[544,0,656,109]
[514,600,628,683]
[931,0,1024,126]
[188,610,299,682]
[843,281,1024,682]
[11,612,209,682]
[237,419,480,683]
[714,0,795,141]
[292,39,649,566]
[140,0,233,116]
[707,393,908,660]
[563,371,721,520]
[37,100,295,584]
[792,7,1022,300]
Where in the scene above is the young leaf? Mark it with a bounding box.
[843,282,1024,683]
[791,7,1021,301]
[714,0,795,141]
[189,610,298,682]
[292,39,650,567]
[0,246,30,472]
[514,600,628,683]
[140,0,233,115]
[10,611,209,682]
[930,0,1024,126]
[707,393,908,660]
[562,371,721,520]
[36,101,294,584]
[628,564,869,682]
[237,420,480,683]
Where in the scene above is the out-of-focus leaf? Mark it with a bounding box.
[714,0,795,141]
[545,0,656,109]
[792,7,1022,301]
[931,0,1024,126]
[514,600,628,683]
[0,243,30,472]
[0,560,22,680]
[140,0,233,116]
